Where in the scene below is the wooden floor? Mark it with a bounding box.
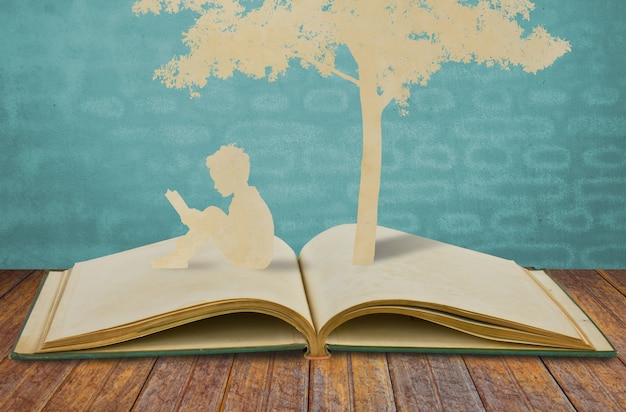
[1,269,624,411]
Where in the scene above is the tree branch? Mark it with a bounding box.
[301,57,360,87]
[328,66,360,87]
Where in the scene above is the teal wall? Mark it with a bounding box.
[1,1,625,269]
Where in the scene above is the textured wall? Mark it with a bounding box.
[1,1,625,268]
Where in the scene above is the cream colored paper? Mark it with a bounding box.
[45,236,313,346]
[300,225,584,343]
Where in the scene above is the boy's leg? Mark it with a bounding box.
[151,230,209,269]
[152,206,226,269]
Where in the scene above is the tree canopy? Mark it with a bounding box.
[133,0,570,107]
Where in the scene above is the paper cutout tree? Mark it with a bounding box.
[133,0,570,265]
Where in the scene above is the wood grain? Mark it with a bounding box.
[0,269,33,297]
[465,355,575,411]
[176,354,233,411]
[265,350,310,411]
[388,353,485,411]
[350,352,396,411]
[220,352,273,410]
[0,360,76,411]
[597,269,626,297]
[132,356,196,411]
[543,270,626,411]
[89,358,156,411]
[44,359,120,410]
[309,351,352,411]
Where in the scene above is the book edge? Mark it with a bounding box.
[530,269,617,353]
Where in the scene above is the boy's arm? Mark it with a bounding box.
[164,189,210,228]
[164,189,189,217]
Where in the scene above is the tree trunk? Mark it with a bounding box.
[352,82,384,265]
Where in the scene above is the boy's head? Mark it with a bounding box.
[206,144,250,195]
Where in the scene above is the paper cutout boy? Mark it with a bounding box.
[152,144,274,270]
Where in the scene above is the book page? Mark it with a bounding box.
[45,236,314,345]
[77,314,308,355]
[300,224,582,341]
[527,270,614,352]
[12,271,68,355]
[325,314,564,351]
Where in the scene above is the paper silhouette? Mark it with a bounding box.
[152,145,274,270]
[133,0,570,264]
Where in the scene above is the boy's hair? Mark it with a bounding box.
[206,144,250,182]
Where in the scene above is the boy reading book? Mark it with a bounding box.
[152,144,274,270]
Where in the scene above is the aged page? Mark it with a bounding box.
[300,224,583,342]
[45,236,313,346]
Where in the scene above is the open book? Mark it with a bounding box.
[12,224,615,360]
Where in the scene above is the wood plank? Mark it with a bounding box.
[309,352,352,411]
[0,357,33,399]
[544,357,626,411]
[1,269,624,411]
[389,354,441,411]
[42,357,155,411]
[220,352,272,411]
[576,270,626,332]
[43,359,120,410]
[176,354,233,411]
[465,355,575,411]
[598,269,626,297]
[0,270,78,411]
[132,356,196,411]
[388,353,484,411]
[542,270,626,411]
[349,352,395,411]
[89,357,156,411]
[504,357,577,410]
[265,350,310,411]
[0,360,77,411]
[0,270,33,297]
